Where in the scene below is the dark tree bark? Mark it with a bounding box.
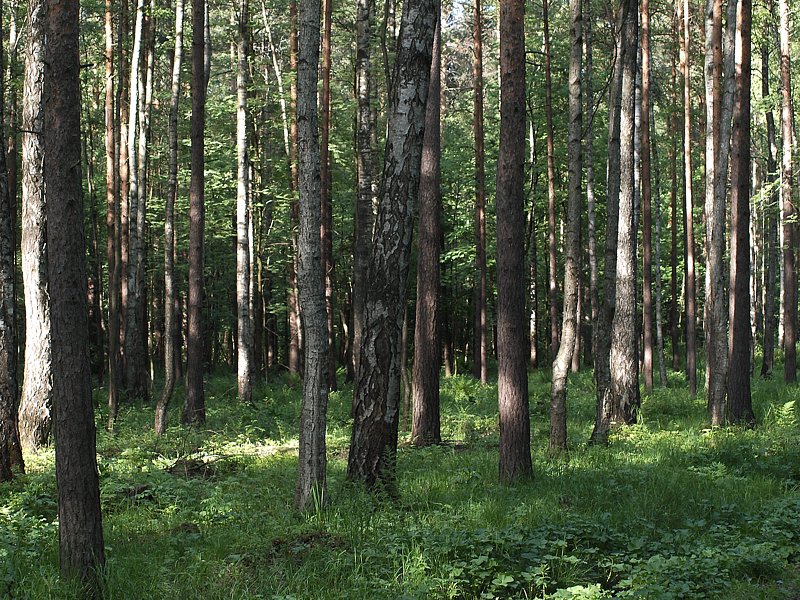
[105,0,122,431]
[320,0,336,392]
[0,0,23,480]
[496,0,531,480]
[156,0,184,435]
[590,3,623,445]
[411,13,442,447]
[681,0,698,397]
[351,0,373,384]
[472,0,487,384]
[18,0,51,451]
[727,0,753,424]
[761,44,779,379]
[778,0,796,383]
[549,0,582,455]
[44,0,105,586]
[184,0,208,425]
[610,0,640,424]
[640,0,654,392]
[347,0,436,491]
[295,0,329,511]
[543,0,558,362]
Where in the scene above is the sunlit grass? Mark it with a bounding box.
[1,366,799,598]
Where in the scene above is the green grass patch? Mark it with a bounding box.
[2,369,799,598]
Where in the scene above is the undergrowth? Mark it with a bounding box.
[1,367,799,599]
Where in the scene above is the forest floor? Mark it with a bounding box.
[2,365,800,599]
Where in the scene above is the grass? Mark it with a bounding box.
[1,367,799,599]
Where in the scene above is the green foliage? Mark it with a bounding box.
[2,370,800,598]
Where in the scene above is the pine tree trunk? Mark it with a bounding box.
[472,0,487,384]
[549,0,582,455]
[761,43,779,379]
[347,0,436,492]
[640,0,654,393]
[670,12,680,373]
[778,0,796,383]
[156,0,184,435]
[585,0,597,369]
[184,0,208,425]
[44,0,105,584]
[288,0,303,376]
[411,13,442,447]
[18,0,51,451]
[727,0,753,423]
[543,0,559,362]
[496,0,531,480]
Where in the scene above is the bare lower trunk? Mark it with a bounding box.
[472,0,487,384]
[544,0,558,362]
[640,0,654,392]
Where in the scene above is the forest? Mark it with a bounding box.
[0,0,799,595]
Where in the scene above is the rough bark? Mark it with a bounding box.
[351,0,373,384]
[472,0,487,384]
[347,0,436,491]
[761,44,779,379]
[640,0,654,393]
[610,0,640,425]
[156,0,184,435]
[549,0,581,456]
[288,0,303,376]
[727,0,753,424]
[184,0,207,425]
[295,0,329,511]
[0,0,23,480]
[44,0,105,586]
[496,0,531,480]
[411,14,442,447]
[543,0,559,362]
[681,0,698,397]
[18,0,52,451]
[778,0,796,383]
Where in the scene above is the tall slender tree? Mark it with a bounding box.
[727,0,753,423]
[18,0,51,450]
[543,0,558,361]
[778,0,796,383]
[295,0,329,511]
[184,0,208,425]
[412,11,442,448]
[347,0,436,491]
[549,0,582,455]
[44,0,105,584]
[496,0,531,480]
[472,0,487,384]
[610,0,640,424]
[640,0,654,392]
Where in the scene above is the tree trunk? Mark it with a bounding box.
[610,0,640,424]
[727,0,753,424]
[288,0,303,376]
[184,0,208,425]
[44,0,105,585]
[0,0,23,480]
[412,13,442,447]
[236,0,254,404]
[543,0,559,362]
[351,0,373,385]
[778,0,796,383]
[670,12,680,373]
[590,3,623,445]
[18,0,51,451]
[320,0,336,392]
[295,0,329,511]
[347,0,436,492]
[156,0,184,435]
[585,0,597,370]
[681,0,697,397]
[640,0,654,393]
[761,43,779,379]
[549,0,582,456]
[472,0,487,384]
[496,0,531,481]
